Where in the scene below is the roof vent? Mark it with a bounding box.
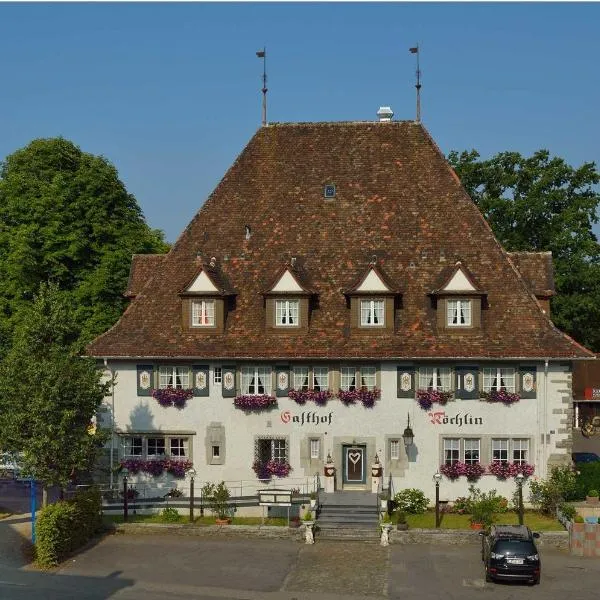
[377,106,394,122]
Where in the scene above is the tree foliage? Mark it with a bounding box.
[0,137,169,356]
[448,149,600,351]
[0,282,109,488]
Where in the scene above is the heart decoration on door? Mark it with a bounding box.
[348,451,361,465]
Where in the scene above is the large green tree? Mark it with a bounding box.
[448,149,600,351]
[0,282,109,494]
[0,137,169,356]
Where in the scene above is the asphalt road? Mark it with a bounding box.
[1,533,600,600]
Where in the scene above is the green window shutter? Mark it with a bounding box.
[455,366,479,399]
[519,366,537,399]
[275,366,290,397]
[193,365,210,397]
[222,365,236,397]
[136,364,154,397]
[397,366,415,398]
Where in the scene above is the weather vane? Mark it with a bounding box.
[256,47,268,126]
[409,45,421,123]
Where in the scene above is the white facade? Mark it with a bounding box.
[100,360,572,502]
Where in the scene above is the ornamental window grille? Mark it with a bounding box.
[483,368,516,392]
[360,299,384,326]
[418,367,452,391]
[191,299,215,327]
[447,299,471,326]
[255,436,288,463]
[275,300,299,326]
[159,366,190,389]
[241,366,272,395]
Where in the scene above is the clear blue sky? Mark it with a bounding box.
[1,2,599,243]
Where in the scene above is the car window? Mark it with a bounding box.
[493,541,536,555]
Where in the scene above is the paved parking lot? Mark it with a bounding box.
[2,531,600,599]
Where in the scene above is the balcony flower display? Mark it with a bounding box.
[481,389,520,405]
[119,458,194,478]
[233,394,277,411]
[488,461,535,479]
[337,387,381,408]
[440,461,485,481]
[416,389,453,411]
[152,387,194,408]
[252,459,292,480]
[165,459,193,478]
[289,389,334,406]
[143,459,166,477]
[119,458,144,474]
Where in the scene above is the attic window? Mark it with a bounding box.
[324,184,336,199]
[245,225,251,240]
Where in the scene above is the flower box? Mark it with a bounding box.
[481,390,520,405]
[119,458,193,478]
[289,389,333,406]
[488,461,535,479]
[166,459,193,478]
[234,394,277,412]
[338,387,381,408]
[252,459,292,479]
[440,461,485,481]
[416,389,453,411]
[152,388,194,408]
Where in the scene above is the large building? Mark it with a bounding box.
[88,113,594,502]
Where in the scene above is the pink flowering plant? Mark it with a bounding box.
[288,389,333,406]
[488,461,535,479]
[337,387,381,408]
[166,459,193,478]
[143,459,167,477]
[481,389,520,405]
[252,459,292,480]
[152,388,194,408]
[119,458,144,474]
[416,389,453,411]
[119,458,193,478]
[234,394,277,412]
[440,461,485,481]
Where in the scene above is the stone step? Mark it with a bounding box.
[316,527,381,540]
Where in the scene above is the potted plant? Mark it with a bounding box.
[201,481,232,524]
[309,491,317,509]
[586,489,599,504]
[396,511,408,531]
[470,498,496,530]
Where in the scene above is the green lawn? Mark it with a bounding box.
[103,514,288,527]
[404,510,564,531]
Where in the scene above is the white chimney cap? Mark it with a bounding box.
[377,106,394,122]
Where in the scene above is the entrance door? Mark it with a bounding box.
[342,445,366,485]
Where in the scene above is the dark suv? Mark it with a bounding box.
[481,525,541,585]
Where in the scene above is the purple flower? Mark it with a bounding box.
[234,395,277,411]
[337,387,381,408]
[152,388,194,408]
[482,390,520,405]
[119,458,144,474]
[440,461,484,481]
[166,459,193,478]
[416,389,453,411]
[252,459,292,479]
[143,459,166,477]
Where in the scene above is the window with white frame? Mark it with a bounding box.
[159,366,190,389]
[360,299,385,327]
[213,367,222,384]
[191,299,215,327]
[360,366,377,390]
[123,436,143,457]
[256,437,288,463]
[313,367,329,391]
[340,366,357,391]
[275,299,299,326]
[444,438,460,465]
[241,366,272,395]
[418,367,452,391]
[512,439,529,464]
[147,437,166,457]
[492,439,509,463]
[170,438,188,457]
[447,299,471,326]
[293,367,310,391]
[390,439,401,460]
[310,438,320,459]
[483,367,516,392]
[464,439,480,464]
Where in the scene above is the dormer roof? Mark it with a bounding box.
[262,262,315,296]
[344,263,400,296]
[431,261,486,296]
[179,259,235,297]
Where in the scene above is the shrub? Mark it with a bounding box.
[160,507,181,522]
[574,515,584,523]
[201,481,231,520]
[573,463,600,500]
[393,488,428,514]
[529,465,578,514]
[450,496,471,514]
[558,502,577,521]
[587,489,599,497]
[36,487,102,568]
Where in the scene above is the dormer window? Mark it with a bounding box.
[447,299,471,327]
[360,299,385,327]
[275,299,299,326]
[192,299,215,327]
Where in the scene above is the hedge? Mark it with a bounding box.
[36,487,103,567]
[574,463,600,500]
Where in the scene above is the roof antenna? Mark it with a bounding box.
[256,47,268,126]
[409,45,421,123]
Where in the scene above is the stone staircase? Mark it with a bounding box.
[315,491,381,540]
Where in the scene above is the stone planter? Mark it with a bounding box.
[470,522,484,530]
[215,518,231,525]
[586,496,599,504]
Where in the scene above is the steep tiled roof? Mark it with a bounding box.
[508,252,555,297]
[124,254,165,298]
[89,121,592,359]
